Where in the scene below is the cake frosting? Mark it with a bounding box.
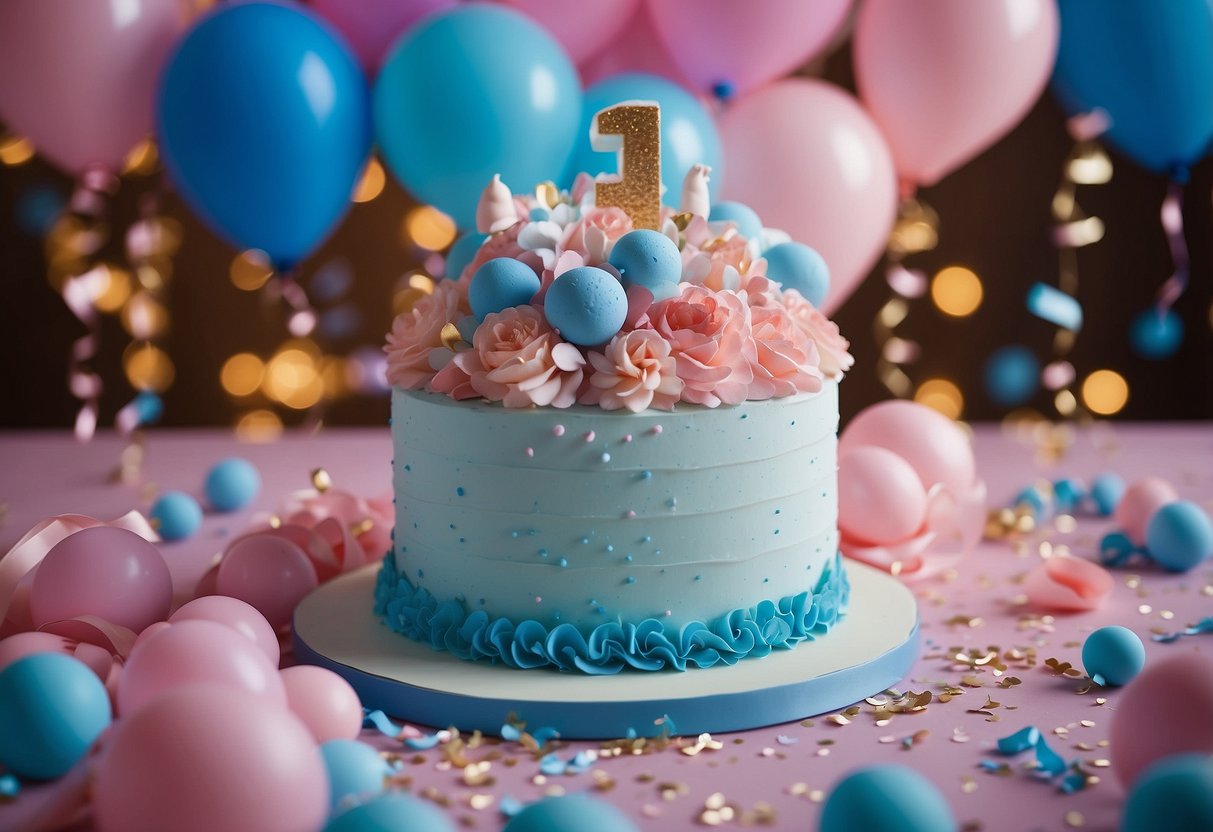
[376,160,854,674]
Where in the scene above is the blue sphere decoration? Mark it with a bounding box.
[0,653,112,780]
[1123,754,1213,832]
[150,491,203,542]
[543,266,628,346]
[504,794,639,832]
[762,242,829,307]
[709,201,763,240]
[323,792,456,832]
[608,230,682,300]
[984,345,1040,407]
[821,764,956,832]
[1145,500,1213,572]
[446,232,487,280]
[204,457,261,512]
[1090,472,1125,516]
[1052,478,1086,513]
[1130,308,1184,359]
[1082,625,1145,687]
[469,258,541,321]
[320,739,388,813]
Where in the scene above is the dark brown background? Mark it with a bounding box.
[2,48,1211,428]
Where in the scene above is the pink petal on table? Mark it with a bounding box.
[1024,556,1113,612]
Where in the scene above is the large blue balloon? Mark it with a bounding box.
[565,73,722,203]
[158,3,371,268]
[375,4,581,229]
[1052,0,1213,178]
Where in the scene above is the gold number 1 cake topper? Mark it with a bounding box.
[591,102,661,231]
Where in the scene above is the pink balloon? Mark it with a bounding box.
[280,665,364,743]
[0,632,74,674]
[1022,556,1113,612]
[502,0,639,64]
[311,0,455,72]
[170,595,281,668]
[0,0,189,176]
[648,0,851,98]
[29,526,172,634]
[840,400,977,495]
[1110,653,1213,790]
[216,534,319,631]
[579,3,687,86]
[118,619,286,716]
[719,80,897,314]
[838,447,928,546]
[1115,476,1180,545]
[854,0,1058,188]
[93,685,329,832]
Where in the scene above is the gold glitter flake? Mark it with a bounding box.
[467,794,493,811]
[1065,810,1085,827]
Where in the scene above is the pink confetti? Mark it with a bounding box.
[584,431,596,443]
[525,447,534,457]
[651,425,663,435]
[552,425,565,437]
[1024,556,1113,612]
[624,510,636,519]
[623,434,633,443]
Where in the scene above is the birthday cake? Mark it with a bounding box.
[375,107,853,674]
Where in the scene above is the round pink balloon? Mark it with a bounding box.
[0,632,74,674]
[838,447,928,545]
[840,400,977,495]
[854,0,1059,188]
[29,526,172,634]
[0,0,189,175]
[170,595,281,668]
[93,684,329,832]
[648,0,851,98]
[312,0,455,72]
[1115,476,1180,545]
[118,619,286,716]
[718,79,897,314]
[579,3,688,86]
[280,665,363,743]
[1110,653,1213,789]
[502,0,639,64]
[216,535,319,631]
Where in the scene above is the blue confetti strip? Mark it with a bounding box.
[1152,615,1213,643]
[1034,736,1067,777]
[538,753,567,776]
[500,724,522,742]
[1027,283,1084,331]
[404,732,445,750]
[997,726,1040,755]
[532,726,560,748]
[362,709,404,738]
[996,726,1076,790]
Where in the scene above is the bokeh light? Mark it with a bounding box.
[913,377,964,420]
[230,250,274,292]
[352,158,386,203]
[121,292,169,339]
[930,266,983,318]
[220,353,265,397]
[0,134,34,166]
[1081,369,1129,416]
[263,343,324,410]
[122,139,158,176]
[235,409,283,442]
[403,206,457,251]
[123,344,175,392]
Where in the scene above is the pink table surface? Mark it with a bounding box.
[1,424,1211,832]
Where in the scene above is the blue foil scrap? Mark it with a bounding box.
[1152,615,1213,643]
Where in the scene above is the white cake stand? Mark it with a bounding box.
[291,559,919,739]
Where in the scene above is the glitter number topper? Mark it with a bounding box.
[591,102,661,231]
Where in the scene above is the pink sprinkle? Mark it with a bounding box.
[650,425,663,435]
[622,434,633,443]
[624,509,636,519]
[552,425,565,437]
[535,596,542,604]
[584,430,596,443]
[526,447,534,457]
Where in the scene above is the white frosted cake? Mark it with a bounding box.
[375,161,854,674]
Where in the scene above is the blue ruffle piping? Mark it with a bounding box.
[373,551,850,675]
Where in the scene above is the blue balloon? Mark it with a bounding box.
[158,3,371,267]
[1052,0,1213,177]
[324,792,456,832]
[375,5,580,229]
[1123,754,1213,832]
[205,457,261,512]
[1130,308,1184,359]
[470,258,541,320]
[984,345,1040,407]
[565,73,722,202]
[609,230,682,299]
[709,201,763,241]
[763,242,829,307]
[446,232,488,280]
[1052,478,1087,512]
[150,491,203,541]
[1145,500,1213,572]
[821,764,956,832]
[1081,625,1145,686]
[0,653,112,780]
[320,740,388,813]
[544,267,628,346]
[504,794,638,832]
[1091,473,1125,517]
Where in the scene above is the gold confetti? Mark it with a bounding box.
[468,794,493,811]
[952,728,970,743]
[808,790,824,803]
[1065,810,1085,827]
[534,181,560,210]
[945,615,985,628]
[961,776,978,793]
[310,468,332,492]
[1138,604,1153,615]
[439,322,462,350]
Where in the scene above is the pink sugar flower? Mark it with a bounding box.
[384,279,470,390]
[557,206,633,265]
[747,304,823,400]
[782,289,854,377]
[649,284,754,408]
[583,329,683,412]
[466,222,543,278]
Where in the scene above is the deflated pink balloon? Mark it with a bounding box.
[1115,476,1179,545]
[281,665,364,743]
[0,0,190,175]
[93,685,329,832]
[718,79,897,314]
[840,400,977,495]
[503,0,639,64]
[839,447,928,546]
[1023,556,1113,612]
[312,0,455,72]
[170,595,281,668]
[648,0,851,98]
[216,534,319,631]
[854,0,1058,188]
[579,3,687,86]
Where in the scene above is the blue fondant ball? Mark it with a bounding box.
[150,490,203,541]
[821,764,956,832]
[762,242,829,307]
[204,457,260,512]
[0,653,112,780]
[1082,625,1145,687]
[1052,478,1086,512]
[1145,500,1213,572]
[709,201,763,240]
[446,232,487,280]
[608,230,681,299]
[1130,308,1184,359]
[1123,754,1213,832]
[324,792,456,831]
[320,739,389,813]
[984,345,1039,407]
[1090,472,1125,516]
[503,794,639,832]
[543,266,627,346]
[469,258,541,321]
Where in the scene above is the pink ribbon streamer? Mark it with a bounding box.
[1155,181,1188,314]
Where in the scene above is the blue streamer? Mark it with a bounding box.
[1027,283,1084,331]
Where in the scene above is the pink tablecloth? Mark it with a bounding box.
[1,424,1211,832]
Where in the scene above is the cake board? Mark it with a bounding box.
[292,559,919,739]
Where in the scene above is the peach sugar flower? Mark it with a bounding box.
[583,329,683,413]
[557,206,633,265]
[748,303,824,400]
[649,284,754,408]
[384,278,470,390]
[782,289,854,377]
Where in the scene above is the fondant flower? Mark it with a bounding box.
[649,284,754,408]
[453,304,585,408]
[682,227,767,293]
[747,304,824,400]
[783,289,854,377]
[583,329,683,412]
[557,206,633,265]
[384,279,470,390]
[466,222,543,278]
